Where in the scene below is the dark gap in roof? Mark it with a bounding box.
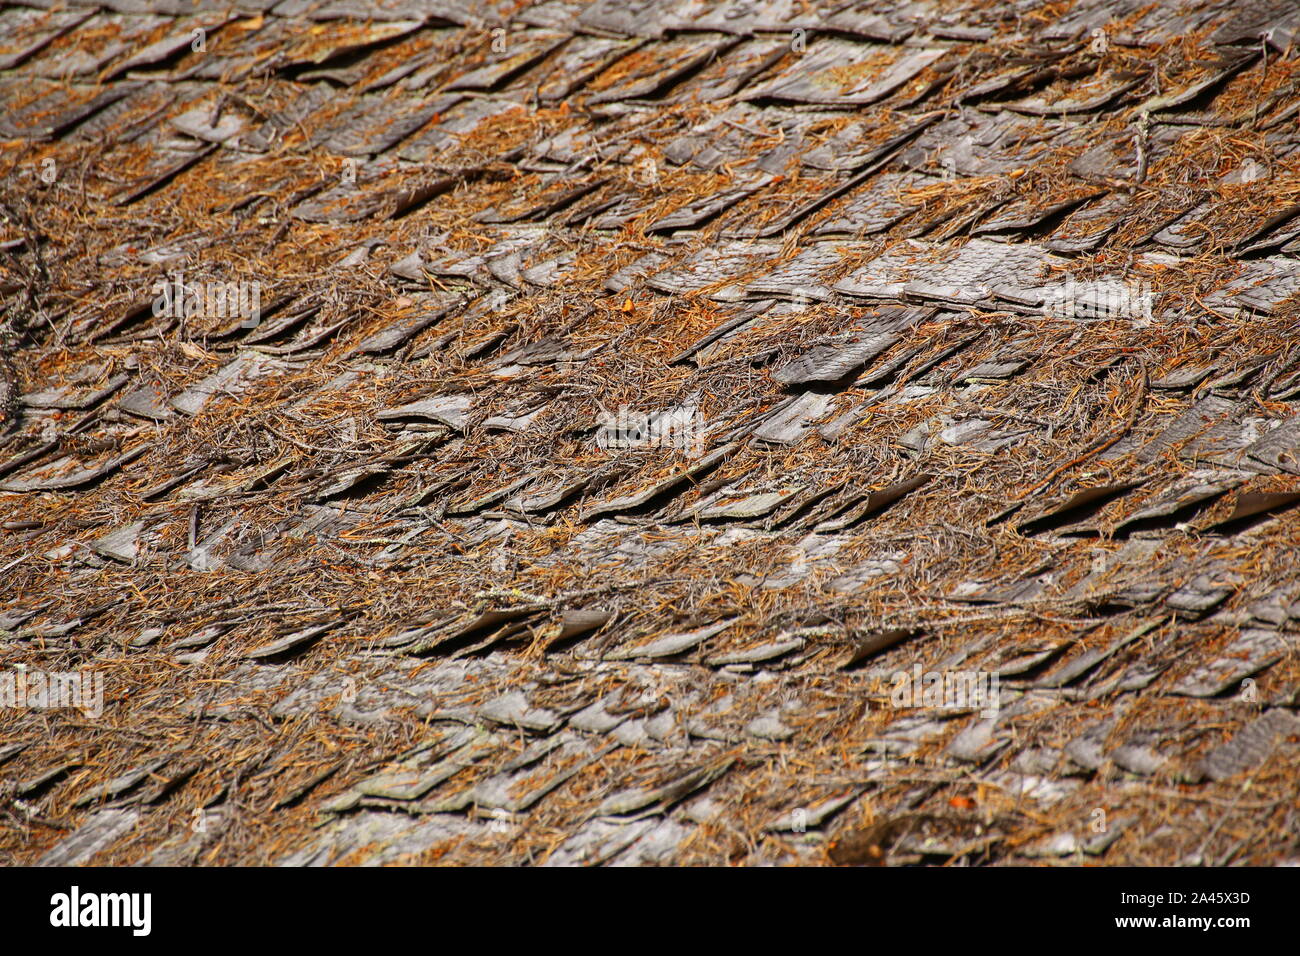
[1155,52,1263,115]
[277,29,429,80]
[321,468,395,502]
[459,325,515,362]
[1055,526,1103,539]
[114,144,217,208]
[809,487,870,526]
[87,299,157,345]
[590,454,731,522]
[594,38,739,104]
[794,372,874,396]
[244,460,293,495]
[0,436,57,480]
[907,330,986,384]
[1018,484,1141,536]
[477,44,572,95]
[406,474,472,508]
[389,175,461,220]
[960,60,1075,108]
[768,482,844,529]
[1236,203,1300,258]
[841,627,919,671]
[1206,491,1300,535]
[108,42,207,83]
[1085,355,1129,384]
[410,609,541,658]
[457,618,538,658]
[1081,598,1155,620]
[1002,644,1082,686]
[205,292,300,345]
[16,764,76,799]
[737,347,780,371]
[248,635,330,665]
[988,192,1099,240]
[1114,491,1232,539]
[239,302,322,346]
[827,474,933,532]
[15,85,139,141]
[540,609,615,653]
[514,481,591,517]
